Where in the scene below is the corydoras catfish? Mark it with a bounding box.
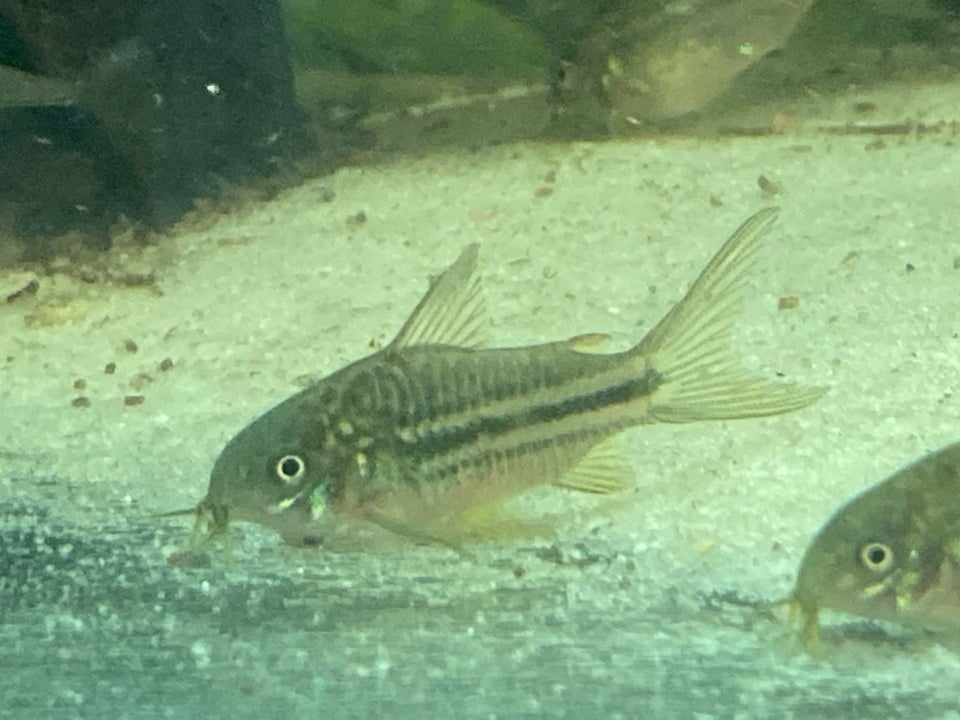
[792,441,960,641]
[187,207,824,547]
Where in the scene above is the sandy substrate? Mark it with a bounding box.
[1,122,959,717]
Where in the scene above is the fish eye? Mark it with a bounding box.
[860,542,894,573]
[275,455,306,483]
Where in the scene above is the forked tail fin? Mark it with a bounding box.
[634,207,825,422]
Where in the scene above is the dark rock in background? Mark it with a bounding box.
[3,0,958,266]
[0,0,323,263]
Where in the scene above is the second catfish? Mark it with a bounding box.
[194,207,825,547]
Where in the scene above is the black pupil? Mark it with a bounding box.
[867,545,886,565]
[280,457,301,478]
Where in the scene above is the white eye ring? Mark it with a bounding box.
[860,542,894,573]
[275,455,305,483]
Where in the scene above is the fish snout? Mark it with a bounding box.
[785,588,824,650]
[196,496,230,536]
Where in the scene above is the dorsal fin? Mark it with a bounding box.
[389,243,489,350]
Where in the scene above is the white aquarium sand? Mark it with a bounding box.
[2,124,960,718]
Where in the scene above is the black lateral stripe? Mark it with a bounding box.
[417,367,662,459]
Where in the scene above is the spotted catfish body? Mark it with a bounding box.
[792,442,960,640]
[198,208,823,547]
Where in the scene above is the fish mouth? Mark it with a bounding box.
[156,499,232,568]
[162,496,325,547]
[195,498,230,537]
[786,590,822,649]
[158,499,230,538]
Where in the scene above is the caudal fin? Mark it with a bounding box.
[635,207,825,422]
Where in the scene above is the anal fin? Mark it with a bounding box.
[554,436,635,494]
